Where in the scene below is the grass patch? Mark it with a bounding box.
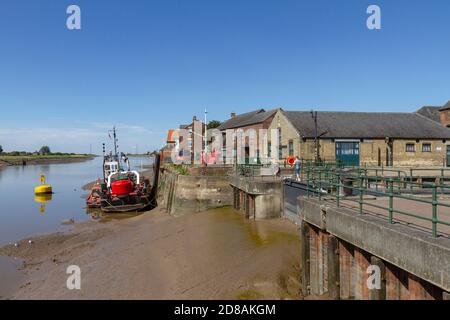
[165,164,189,175]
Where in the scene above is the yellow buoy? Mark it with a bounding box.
[34,193,53,203]
[34,193,53,214]
[35,175,53,195]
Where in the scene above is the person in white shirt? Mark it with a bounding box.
[294,156,301,181]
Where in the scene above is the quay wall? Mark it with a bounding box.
[296,197,450,300]
[158,168,233,216]
[230,176,282,220]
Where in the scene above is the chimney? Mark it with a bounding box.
[439,101,450,127]
[230,112,236,118]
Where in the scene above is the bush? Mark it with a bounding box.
[170,164,189,175]
[39,146,51,155]
[207,120,222,129]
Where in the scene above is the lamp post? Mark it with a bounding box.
[310,110,327,163]
[311,110,319,163]
[204,108,208,166]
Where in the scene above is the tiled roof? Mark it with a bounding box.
[416,106,441,123]
[439,100,450,111]
[167,129,177,143]
[218,109,278,130]
[283,110,450,139]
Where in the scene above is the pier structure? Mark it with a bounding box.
[285,165,450,299]
[229,162,450,299]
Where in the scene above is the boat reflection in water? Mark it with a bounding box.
[86,207,142,222]
[34,193,53,214]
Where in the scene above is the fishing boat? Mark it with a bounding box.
[86,127,155,213]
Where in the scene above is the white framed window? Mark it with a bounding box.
[422,143,432,152]
[406,143,415,152]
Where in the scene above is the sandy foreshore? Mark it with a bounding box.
[0,207,301,300]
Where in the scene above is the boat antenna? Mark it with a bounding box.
[102,143,106,182]
[113,126,118,158]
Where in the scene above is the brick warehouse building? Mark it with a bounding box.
[267,108,450,167]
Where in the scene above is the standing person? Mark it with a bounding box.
[294,156,301,181]
[270,157,281,177]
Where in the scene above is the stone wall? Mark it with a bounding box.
[268,110,301,160]
[392,139,447,166]
[267,109,449,166]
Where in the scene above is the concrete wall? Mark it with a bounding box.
[230,176,282,220]
[188,165,233,176]
[158,168,233,216]
[255,195,281,220]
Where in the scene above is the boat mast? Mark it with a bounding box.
[102,143,106,182]
[113,126,118,158]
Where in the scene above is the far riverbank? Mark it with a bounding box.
[0,155,95,169]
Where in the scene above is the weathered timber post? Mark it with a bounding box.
[309,227,320,295]
[327,235,340,300]
[354,248,371,299]
[369,256,386,300]
[408,273,442,300]
[338,240,355,299]
[300,221,311,297]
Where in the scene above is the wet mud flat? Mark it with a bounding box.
[0,206,300,300]
[0,256,25,299]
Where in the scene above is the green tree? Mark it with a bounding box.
[207,120,222,129]
[0,145,3,154]
[39,146,51,155]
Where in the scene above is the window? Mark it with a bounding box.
[288,140,294,156]
[422,143,432,152]
[268,142,271,158]
[406,143,415,152]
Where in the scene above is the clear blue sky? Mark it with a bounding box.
[0,0,449,153]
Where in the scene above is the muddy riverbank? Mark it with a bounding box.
[0,207,301,300]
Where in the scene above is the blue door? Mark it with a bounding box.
[336,142,360,166]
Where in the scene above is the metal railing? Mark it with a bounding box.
[237,159,344,180]
[302,166,450,238]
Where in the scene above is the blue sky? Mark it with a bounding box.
[0,0,449,153]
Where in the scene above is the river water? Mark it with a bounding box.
[0,156,153,246]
